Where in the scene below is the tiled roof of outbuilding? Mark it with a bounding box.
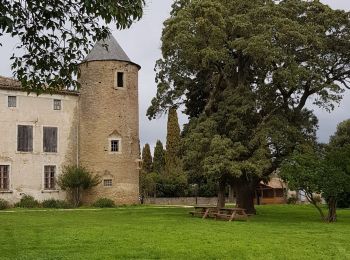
[0,75,79,96]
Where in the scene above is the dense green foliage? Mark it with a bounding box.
[153,140,165,174]
[337,193,350,208]
[281,141,350,222]
[42,199,71,209]
[0,198,10,210]
[92,198,115,208]
[15,195,40,208]
[0,206,349,259]
[58,166,101,207]
[147,0,350,212]
[0,0,144,93]
[141,143,153,174]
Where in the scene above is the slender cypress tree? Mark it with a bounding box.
[153,140,165,174]
[165,107,181,175]
[141,143,153,174]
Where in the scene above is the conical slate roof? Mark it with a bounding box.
[85,35,131,63]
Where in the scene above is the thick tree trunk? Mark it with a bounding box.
[217,180,226,208]
[327,197,337,223]
[235,177,258,215]
[228,183,235,203]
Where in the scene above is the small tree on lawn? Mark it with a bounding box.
[58,166,101,207]
[281,144,350,222]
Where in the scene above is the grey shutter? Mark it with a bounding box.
[17,126,23,151]
[18,125,33,152]
[44,127,57,152]
[27,126,33,152]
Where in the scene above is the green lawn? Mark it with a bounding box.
[0,205,349,259]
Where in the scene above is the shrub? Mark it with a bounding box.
[0,199,10,210]
[287,195,298,205]
[93,198,115,208]
[15,195,40,208]
[58,166,101,207]
[42,199,71,209]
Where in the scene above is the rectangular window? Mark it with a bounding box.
[103,179,113,187]
[44,166,56,190]
[17,125,33,152]
[53,99,61,110]
[111,140,119,152]
[117,72,124,88]
[43,127,58,153]
[8,96,17,107]
[0,165,9,190]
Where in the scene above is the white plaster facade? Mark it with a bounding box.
[0,88,79,203]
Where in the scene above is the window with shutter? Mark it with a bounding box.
[0,165,9,190]
[17,125,33,152]
[43,127,58,153]
[44,166,56,190]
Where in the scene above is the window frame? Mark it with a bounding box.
[0,165,10,191]
[114,71,126,89]
[43,165,56,190]
[17,124,34,153]
[7,96,17,108]
[108,138,122,154]
[103,179,113,187]
[53,99,62,111]
[43,126,58,153]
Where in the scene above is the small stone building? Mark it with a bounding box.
[0,36,141,205]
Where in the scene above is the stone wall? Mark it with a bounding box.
[78,60,140,205]
[144,197,228,206]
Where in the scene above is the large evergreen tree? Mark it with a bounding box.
[147,0,350,213]
[153,140,165,174]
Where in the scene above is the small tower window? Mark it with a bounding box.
[111,140,120,152]
[115,71,125,89]
[8,96,17,107]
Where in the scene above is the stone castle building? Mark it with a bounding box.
[0,36,141,204]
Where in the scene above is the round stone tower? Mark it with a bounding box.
[78,35,140,204]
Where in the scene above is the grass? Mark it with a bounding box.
[0,205,349,259]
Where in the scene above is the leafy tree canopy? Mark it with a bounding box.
[148,0,350,119]
[0,0,144,93]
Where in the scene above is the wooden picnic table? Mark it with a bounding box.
[189,206,218,219]
[214,207,248,222]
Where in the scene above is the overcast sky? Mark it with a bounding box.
[0,0,349,152]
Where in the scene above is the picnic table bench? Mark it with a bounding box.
[213,208,248,222]
[189,206,218,219]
